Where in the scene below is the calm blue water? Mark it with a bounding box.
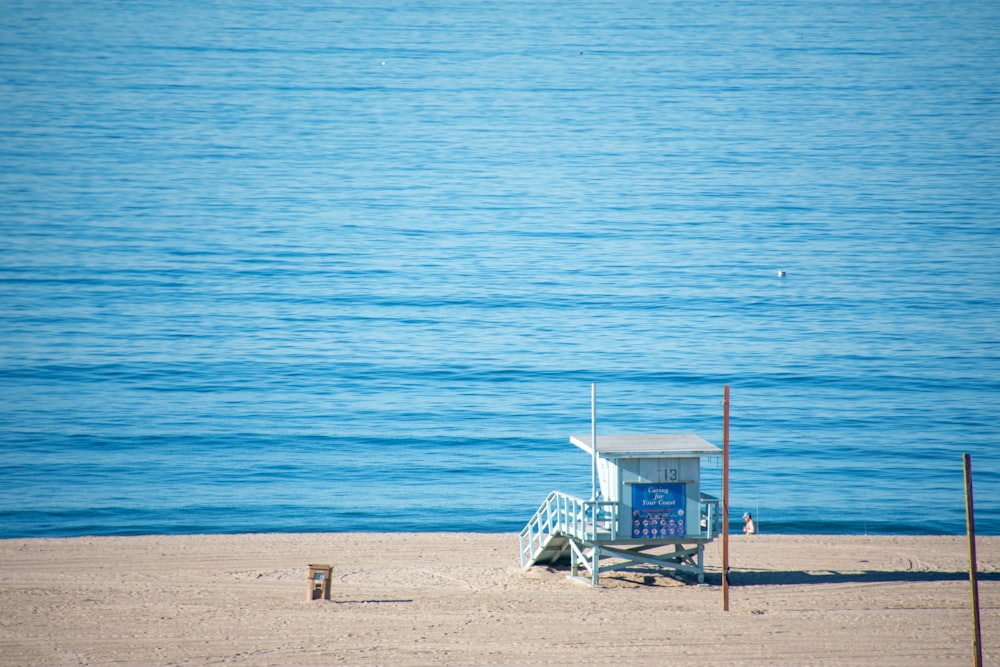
[2,0,998,538]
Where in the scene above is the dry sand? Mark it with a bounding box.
[0,532,996,666]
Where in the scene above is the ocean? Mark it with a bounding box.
[1,0,998,538]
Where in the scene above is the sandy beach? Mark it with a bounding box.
[0,532,995,666]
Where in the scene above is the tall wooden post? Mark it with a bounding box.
[963,453,983,667]
[722,385,730,611]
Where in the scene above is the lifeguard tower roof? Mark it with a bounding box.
[570,433,721,459]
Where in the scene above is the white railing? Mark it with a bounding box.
[519,491,617,568]
[520,491,724,568]
[700,493,721,540]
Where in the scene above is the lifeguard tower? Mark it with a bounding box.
[519,431,722,586]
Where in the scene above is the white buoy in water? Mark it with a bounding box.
[777,270,786,278]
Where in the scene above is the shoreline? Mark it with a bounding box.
[1,533,996,665]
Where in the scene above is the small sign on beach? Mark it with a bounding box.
[308,564,333,601]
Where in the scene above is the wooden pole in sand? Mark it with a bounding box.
[722,385,730,611]
[963,453,983,667]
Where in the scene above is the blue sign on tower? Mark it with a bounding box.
[631,483,686,538]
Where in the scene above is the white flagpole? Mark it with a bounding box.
[590,383,597,502]
[590,382,599,586]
